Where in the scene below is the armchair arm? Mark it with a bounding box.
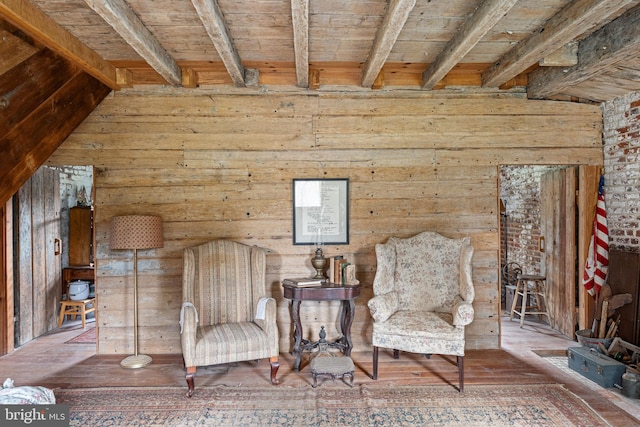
[459,243,475,303]
[254,297,276,327]
[368,291,399,323]
[180,302,199,364]
[254,297,279,352]
[452,295,474,326]
[373,241,396,295]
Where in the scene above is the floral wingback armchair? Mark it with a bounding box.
[180,240,279,397]
[367,231,475,391]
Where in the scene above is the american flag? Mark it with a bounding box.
[582,176,609,297]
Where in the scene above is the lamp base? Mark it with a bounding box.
[120,354,152,369]
[311,247,328,280]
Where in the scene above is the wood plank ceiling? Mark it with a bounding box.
[2,0,640,103]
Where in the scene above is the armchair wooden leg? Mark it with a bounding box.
[372,346,379,380]
[269,356,280,385]
[185,366,196,398]
[457,356,464,393]
[393,349,399,359]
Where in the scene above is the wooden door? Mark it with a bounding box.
[15,167,61,345]
[541,168,576,337]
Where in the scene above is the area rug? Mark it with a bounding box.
[64,326,96,344]
[54,383,610,426]
[540,354,640,419]
[541,355,602,391]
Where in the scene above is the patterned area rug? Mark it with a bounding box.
[54,383,610,426]
[541,355,640,419]
[64,326,96,344]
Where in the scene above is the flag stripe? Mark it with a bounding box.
[582,176,608,297]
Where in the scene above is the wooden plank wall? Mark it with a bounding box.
[15,167,61,345]
[47,90,603,356]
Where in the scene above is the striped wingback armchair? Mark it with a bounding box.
[180,240,279,397]
[367,231,475,391]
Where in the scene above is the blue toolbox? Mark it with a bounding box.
[568,346,627,388]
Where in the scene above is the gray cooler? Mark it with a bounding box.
[568,346,626,388]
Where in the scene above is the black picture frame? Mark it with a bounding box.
[292,178,349,245]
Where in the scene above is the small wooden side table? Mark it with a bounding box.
[282,281,361,372]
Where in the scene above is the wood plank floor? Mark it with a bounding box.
[1,316,639,426]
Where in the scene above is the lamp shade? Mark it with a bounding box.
[110,215,164,250]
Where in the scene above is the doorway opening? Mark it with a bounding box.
[12,165,95,350]
[58,165,96,348]
[499,165,600,344]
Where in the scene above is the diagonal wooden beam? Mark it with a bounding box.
[291,0,309,88]
[361,0,415,88]
[482,0,639,88]
[191,0,255,87]
[0,0,118,89]
[422,0,518,89]
[84,0,182,86]
[0,71,111,206]
[528,3,640,99]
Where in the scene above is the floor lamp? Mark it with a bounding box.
[110,215,164,369]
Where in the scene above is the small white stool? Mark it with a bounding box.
[509,274,550,328]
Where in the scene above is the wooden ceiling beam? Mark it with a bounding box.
[361,0,415,88]
[422,0,518,90]
[291,0,309,88]
[528,4,640,99]
[538,42,578,67]
[83,0,182,86]
[0,27,37,75]
[482,0,639,88]
[0,0,118,90]
[191,0,256,87]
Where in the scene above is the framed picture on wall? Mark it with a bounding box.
[292,178,349,245]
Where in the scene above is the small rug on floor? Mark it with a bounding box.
[54,383,610,426]
[64,327,96,344]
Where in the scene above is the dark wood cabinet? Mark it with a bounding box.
[68,206,93,266]
[608,249,640,346]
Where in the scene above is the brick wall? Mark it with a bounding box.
[602,91,640,252]
[500,165,565,274]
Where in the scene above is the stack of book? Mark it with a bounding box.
[329,256,359,285]
[282,277,324,287]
